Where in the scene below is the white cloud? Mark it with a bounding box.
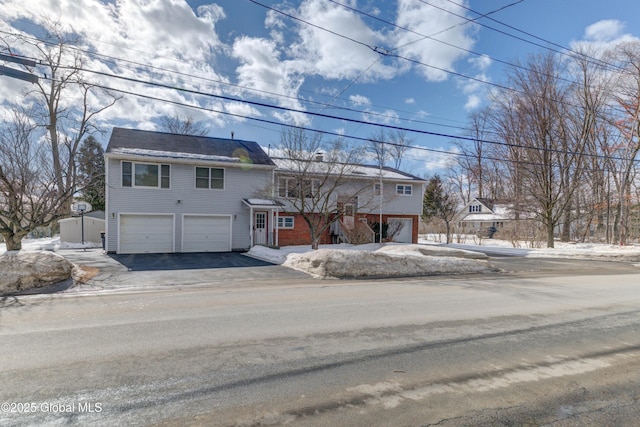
[284,0,398,81]
[393,0,477,82]
[457,54,491,112]
[584,19,626,42]
[405,98,416,104]
[468,54,492,71]
[231,36,307,125]
[349,94,371,106]
[1,0,230,133]
[407,145,459,175]
[361,108,400,125]
[570,19,639,65]
[464,94,481,111]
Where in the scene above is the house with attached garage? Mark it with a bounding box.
[104,128,279,254]
[105,128,425,254]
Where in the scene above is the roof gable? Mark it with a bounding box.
[106,128,275,166]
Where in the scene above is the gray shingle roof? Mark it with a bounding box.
[106,128,275,166]
[271,157,425,182]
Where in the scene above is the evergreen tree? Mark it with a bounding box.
[77,136,105,211]
[423,175,458,243]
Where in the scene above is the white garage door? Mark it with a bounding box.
[119,214,174,254]
[388,218,413,243]
[183,215,231,253]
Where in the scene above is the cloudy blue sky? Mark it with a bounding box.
[2,0,640,175]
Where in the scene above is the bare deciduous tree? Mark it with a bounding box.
[160,113,209,136]
[367,129,412,170]
[605,41,640,245]
[0,108,68,250]
[274,128,376,249]
[2,25,118,216]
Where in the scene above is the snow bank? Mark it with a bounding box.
[249,243,493,279]
[377,244,488,260]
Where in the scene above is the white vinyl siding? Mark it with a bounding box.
[106,157,274,252]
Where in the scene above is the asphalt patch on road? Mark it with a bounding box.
[109,252,274,271]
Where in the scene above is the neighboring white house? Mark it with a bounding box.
[457,198,513,235]
[105,128,426,254]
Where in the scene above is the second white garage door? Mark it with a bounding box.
[388,218,413,243]
[182,215,232,252]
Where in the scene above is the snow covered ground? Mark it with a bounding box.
[248,243,493,279]
[3,235,640,280]
[421,234,640,261]
[247,235,640,278]
[0,237,101,254]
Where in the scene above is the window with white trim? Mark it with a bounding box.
[374,183,382,196]
[277,216,294,229]
[195,167,224,189]
[469,204,482,213]
[396,184,412,196]
[122,161,170,188]
[278,177,319,198]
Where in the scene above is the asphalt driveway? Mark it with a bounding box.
[58,249,310,291]
[109,251,274,271]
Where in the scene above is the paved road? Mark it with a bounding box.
[1,258,640,426]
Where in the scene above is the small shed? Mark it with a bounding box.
[59,211,105,244]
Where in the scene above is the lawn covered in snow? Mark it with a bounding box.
[248,236,640,278]
[3,235,640,280]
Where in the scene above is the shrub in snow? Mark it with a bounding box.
[0,251,73,295]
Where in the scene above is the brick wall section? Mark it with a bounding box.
[277,213,419,246]
[277,214,333,246]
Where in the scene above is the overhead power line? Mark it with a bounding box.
[436,0,625,73]
[48,65,639,166]
[0,29,470,132]
[245,0,628,118]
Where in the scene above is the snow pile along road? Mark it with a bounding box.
[279,244,494,279]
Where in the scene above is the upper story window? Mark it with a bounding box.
[122,161,170,189]
[196,167,224,190]
[469,204,482,213]
[396,184,412,196]
[278,177,319,198]
[374,183,382,196]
